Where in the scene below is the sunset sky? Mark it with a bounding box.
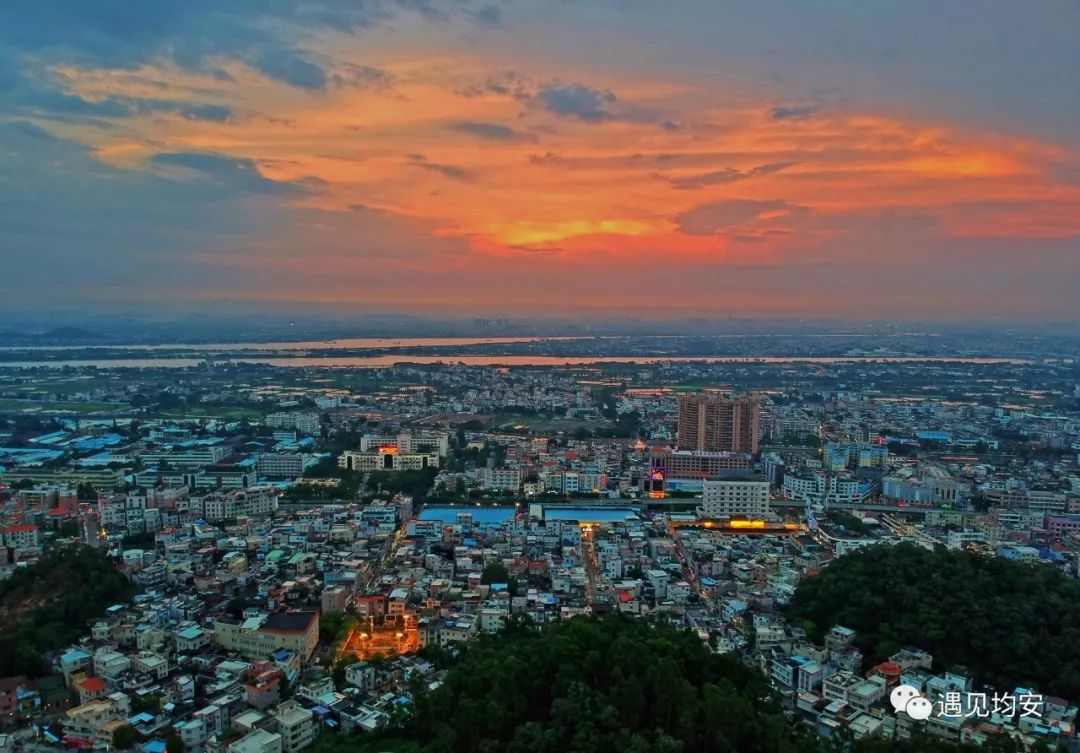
[3,1,1080,320]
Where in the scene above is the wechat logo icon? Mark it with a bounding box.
[890,684,932,721]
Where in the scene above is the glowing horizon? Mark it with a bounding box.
[2,1,1079,320]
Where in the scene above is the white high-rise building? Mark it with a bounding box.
[701,477,771,518]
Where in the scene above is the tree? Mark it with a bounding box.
[787,542,1080,699]
[165,734,185,753]
[480,562,509,585]
[131,693,162,714]
[309,614,832,753]
[112,725,140,751]
[320,611,347,643]
[332,661,347,687]
[225,596,251,618]
[0,546,136,677]
[364,467,438,499]
[824,510,871,535]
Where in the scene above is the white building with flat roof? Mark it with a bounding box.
[701,477,771,518]
[229,728,283,753]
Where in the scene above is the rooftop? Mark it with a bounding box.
[262,611,317,633]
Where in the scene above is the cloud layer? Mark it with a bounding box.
[2,0,1079,319]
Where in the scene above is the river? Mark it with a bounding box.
[0,354,1029,369]
[0,336,577,352]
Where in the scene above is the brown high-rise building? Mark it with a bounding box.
[676,391,760,454]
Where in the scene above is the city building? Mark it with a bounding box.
[783,471,874,508]
[646,449,752,493]
[61,696,129,747]
[360,430,450,457]
[823,443,889,471]
[338,448,439,472]
[229,728,283,753]
[475,467,523,492]
[266,413,321,435]
[701,476,772,518]
[213,612,319,661]
[192,487,278,521]
[676,392,760,454]
[257,454,307,479]
[273,702,317,753]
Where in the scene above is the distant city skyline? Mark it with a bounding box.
[2,1,1079,319]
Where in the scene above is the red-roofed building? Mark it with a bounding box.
[1,524,39,549]
[244,664,283,710]
[867,661,902,687]
[76,677,106,705]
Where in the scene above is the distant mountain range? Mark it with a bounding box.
[0,326,109,346]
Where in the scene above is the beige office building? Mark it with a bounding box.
[214,612,319,661]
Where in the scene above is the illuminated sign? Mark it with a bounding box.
[728,519,767,529]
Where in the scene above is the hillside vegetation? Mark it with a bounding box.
[313,615,1046,753]
[0,545,135,676]
[786,542,1080,700]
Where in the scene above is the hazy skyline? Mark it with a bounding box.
[3,1,1079,320]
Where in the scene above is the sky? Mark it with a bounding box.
[2,0,1080,321]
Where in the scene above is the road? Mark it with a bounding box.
[771,500,950,516]
[879,512,940,548]
[337,522,410,662]
[581,529,599,606]
[670,527,718,614]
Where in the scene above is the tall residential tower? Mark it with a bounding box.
[676,391,760,454]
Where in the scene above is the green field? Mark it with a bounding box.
[159,405,265,420]
[487,413,610,433]
[0,400,126,414]
[21,377,125,391]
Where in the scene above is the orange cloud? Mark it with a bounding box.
[43,51,1080,269]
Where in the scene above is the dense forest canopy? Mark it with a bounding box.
[317,614,823,753]
[786,542,1080,700]
[0,545,135,676]
[312,615,1042,753]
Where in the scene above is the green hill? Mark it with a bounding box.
[786,542,1080,700]
[317,614,824,753]
[313,613,1048,753]
[0,545,136,676]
